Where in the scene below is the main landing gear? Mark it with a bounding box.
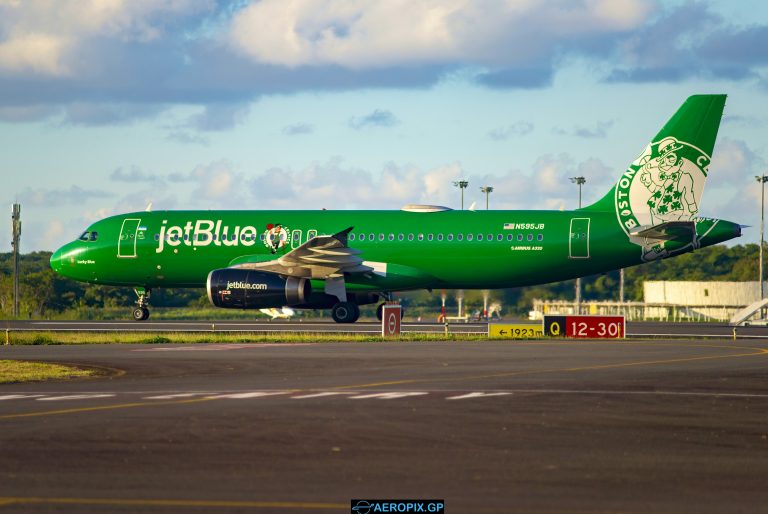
[331,301,360,323]
[132,287,151,321]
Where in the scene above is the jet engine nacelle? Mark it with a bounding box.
[207,269,310,309]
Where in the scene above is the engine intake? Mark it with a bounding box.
[207,269,310,309]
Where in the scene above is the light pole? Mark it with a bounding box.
[453,180,469,210]
[480,186,494,210]
[11,203,21,318]
[570,176,586,207]
[756,175,768,301]
[570,176,586,314]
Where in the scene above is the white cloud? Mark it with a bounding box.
[488,121,534,141]
[704,137,766,226]
[187,159,244,204]
[0,0,215,76]
[349,109,398,130]
[17,185,115,207]
[229,0,653,69]
[246,155,615,212]
[0,32,69,75]
[40,219,65,250]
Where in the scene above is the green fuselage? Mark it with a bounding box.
[50,208,741,293]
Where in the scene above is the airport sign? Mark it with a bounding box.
[543,315,625,339]
[488,324,544,338]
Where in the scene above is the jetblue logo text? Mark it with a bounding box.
[226,281,268,291]
[156,220,260,253]
[351,499,444,513]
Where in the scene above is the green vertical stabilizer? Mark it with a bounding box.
[585,94,726,219]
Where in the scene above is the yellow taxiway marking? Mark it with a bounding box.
[333,343,768,390]
[0,396,217,420]
[0,497,344,510]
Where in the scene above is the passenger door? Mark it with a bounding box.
[569,218,590,259]
[118,218,141,258]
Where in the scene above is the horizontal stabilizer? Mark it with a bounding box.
[630,221,696,241]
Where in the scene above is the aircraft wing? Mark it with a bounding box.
[629,221,696,241]
[231,227,372,279]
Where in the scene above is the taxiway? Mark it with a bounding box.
[1,339,767,513]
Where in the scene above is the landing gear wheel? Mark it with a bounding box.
[332,302,360,323]
[132,287,152,321]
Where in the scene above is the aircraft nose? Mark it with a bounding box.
[50,247,63,272]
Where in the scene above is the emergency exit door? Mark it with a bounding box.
[569,218,590,259]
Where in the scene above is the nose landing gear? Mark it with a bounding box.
[132,287,151,321]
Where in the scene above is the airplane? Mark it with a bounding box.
[259,307,296,320]
[50,95,742,323]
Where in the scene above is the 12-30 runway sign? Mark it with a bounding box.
[544,315,625,339]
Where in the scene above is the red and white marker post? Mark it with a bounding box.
[381,303,402,338]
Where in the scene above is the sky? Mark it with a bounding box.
[2,0,768,251]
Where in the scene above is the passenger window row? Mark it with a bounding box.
[348,233,544,242]
[147,231,545,245]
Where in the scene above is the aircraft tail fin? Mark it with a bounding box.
[584,94,726,234]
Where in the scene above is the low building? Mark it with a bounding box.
[531,281,763,322]
[643,281,762,321]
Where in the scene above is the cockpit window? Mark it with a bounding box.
[78,231,98,242]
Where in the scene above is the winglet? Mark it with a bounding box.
[333,227,354,246]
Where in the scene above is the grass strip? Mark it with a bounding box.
[0,360,97,384]
[4,331,501,345]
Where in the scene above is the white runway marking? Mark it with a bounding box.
[144,393,204,400]
[291,392,354,399]
[349,392,429,400]
[205,391,291,399]
[2,390,768,407]
[36,394,115,401]
[446,392,513,400]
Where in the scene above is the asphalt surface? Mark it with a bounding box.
[1,339,768,513]
[5,319,768,338]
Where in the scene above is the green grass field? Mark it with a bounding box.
[0,360,98,384]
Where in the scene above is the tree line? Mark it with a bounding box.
[0,244,760,319]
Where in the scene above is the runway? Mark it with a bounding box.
[4,319,486,334]
[1,339,768,513]
[5,319,768,338]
